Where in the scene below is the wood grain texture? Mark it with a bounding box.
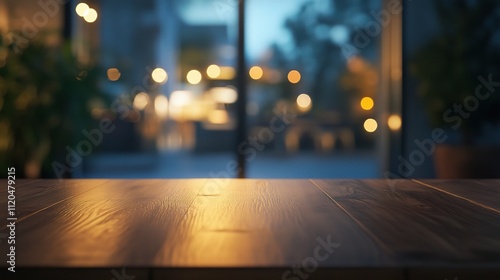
[414,179,500,213]
[1,179,499,279]
[5,179,389,269]
[155,179,388,267]
[0,179,109,222]
[311,179,500,266]
[7,179,204,267]
[1,178,110,265]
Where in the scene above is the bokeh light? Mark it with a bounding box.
[206,64,221,79]
[152,68,168,84]
[208,109,229,124]
[296,93,312,108]
[360,97,374,110]
[364,118,378,133]
[287,70,301,84]
[187,70,202,85]
[388,114,402,131]
[154,95,169,119]
[210,87,238,104]
[170,90,193,107]
[133,92,149,111]
[249,66,263,80]
[75,3,89,17]
[84,8,98,23]
[219,66,236,80]
[107,68,121,81]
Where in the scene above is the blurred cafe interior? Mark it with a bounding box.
[1,0,499,180]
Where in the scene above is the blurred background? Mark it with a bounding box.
[0,0,499,179]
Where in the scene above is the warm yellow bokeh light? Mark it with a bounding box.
[170,90,193,107]
[219,66,236,80]
[210,87,238,104]
[388,114,402,131]
[364,118,378,133]
[187,70,202,85]
[152,68,168,84]
[84,8,98,23]
[75,3,89,17]
[107,68,121,81]
[154,95,169,119]
[208,109,229,124]
[288,70,301,84]
[296,93,312,108]
[249,66,263,80]
[206,64,221,79]
[133,92,149,111]
[360,97,374,110]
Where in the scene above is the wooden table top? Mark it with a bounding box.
[1,179,499,280]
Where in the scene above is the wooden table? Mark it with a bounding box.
[1,179,499,279]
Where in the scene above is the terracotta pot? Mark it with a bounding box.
[434,144,500,179]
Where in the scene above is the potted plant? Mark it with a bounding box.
[412,0,500,178]
[0,34,108,178]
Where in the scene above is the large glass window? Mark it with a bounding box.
[245,0,383,177]
[1,0,401,179]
